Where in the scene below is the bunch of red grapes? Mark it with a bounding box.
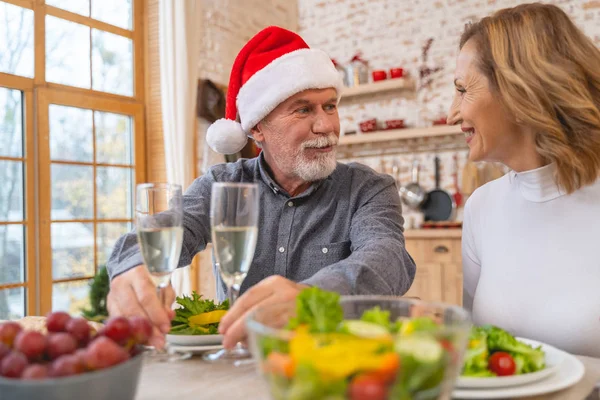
[0,312,152,380]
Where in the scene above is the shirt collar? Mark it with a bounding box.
[256,152,333,199]
[508,163,565,202]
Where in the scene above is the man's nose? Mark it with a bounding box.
[312,111,335,135]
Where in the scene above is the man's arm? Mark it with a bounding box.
[301,178,416,296]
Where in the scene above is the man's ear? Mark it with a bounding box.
[250,121,265,143]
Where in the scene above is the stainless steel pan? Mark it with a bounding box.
[400,159,426,209]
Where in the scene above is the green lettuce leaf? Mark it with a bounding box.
[170,291,229,335]
[361,306,392,330]
[461,326,491,377]
[286,287,343,333]
[482,325,545,372]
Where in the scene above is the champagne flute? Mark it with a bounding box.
[136,183,190,362]
[203,182,259,363]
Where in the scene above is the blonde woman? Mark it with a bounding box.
[447,3,600,357]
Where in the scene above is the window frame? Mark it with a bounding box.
[37,88,145,315]
[0,0,146,316]
[0,74,36,317]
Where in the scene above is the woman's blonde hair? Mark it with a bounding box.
[460,3,600,193]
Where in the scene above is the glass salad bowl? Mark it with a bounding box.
[246,290,472,400]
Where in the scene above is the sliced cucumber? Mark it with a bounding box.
[395,336,443,364]
[341,320,390,338]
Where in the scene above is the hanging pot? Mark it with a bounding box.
[421,155,455,221]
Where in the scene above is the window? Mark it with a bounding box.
[0,0,145,318]
[0,86,33,319]
[39,91,144,315]
[0,2,34,78]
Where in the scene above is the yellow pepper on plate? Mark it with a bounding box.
[188,309,228,327]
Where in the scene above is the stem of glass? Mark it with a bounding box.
[228,283,240,305]
[156,281,167,306]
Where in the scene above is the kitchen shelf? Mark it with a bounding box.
[339,125,462,145]
[336,125,466,158]
[340,78,415,100]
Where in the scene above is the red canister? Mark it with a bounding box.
[390,67,404,79]
[371,70,387,82]
[359,119,378,133]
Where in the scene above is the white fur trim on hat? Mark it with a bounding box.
[237,48,344,133]
[206,118,248,154]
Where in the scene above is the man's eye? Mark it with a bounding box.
[324,104,337,111]
[296,107,310,114]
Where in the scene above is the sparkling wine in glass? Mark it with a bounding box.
[136,183,190,361]
[203,182,259,363]
[137,226,183,285]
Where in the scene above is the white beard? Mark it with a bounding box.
[292,136,338,181]
[293,151,337,181]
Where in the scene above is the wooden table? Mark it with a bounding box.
[136,355,600,400]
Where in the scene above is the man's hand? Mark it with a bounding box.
[218,276,308,349]
[107,265,176,349]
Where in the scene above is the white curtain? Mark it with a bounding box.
[159,0,199,296]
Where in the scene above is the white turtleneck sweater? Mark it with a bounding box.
[463,163,600,357]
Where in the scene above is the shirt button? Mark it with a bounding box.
[322,247,328,254]
[278,247,285,253]
[287,201,294,207]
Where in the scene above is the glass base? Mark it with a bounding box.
[144,345,192,363]
[202,344,252,364]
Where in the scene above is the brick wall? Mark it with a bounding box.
[197,0,299,86]
[298,0,600,223]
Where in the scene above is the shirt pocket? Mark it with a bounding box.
[307,240,352,271]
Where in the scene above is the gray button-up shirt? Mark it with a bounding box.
[107,154,416,300]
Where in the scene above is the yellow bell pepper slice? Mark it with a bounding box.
[188,309,228,326]
[289,327,394,380]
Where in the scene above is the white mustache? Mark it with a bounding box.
[301,136,338,149]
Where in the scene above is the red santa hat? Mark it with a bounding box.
[206,26,344,155]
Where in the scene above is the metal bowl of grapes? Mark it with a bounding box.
[0,312,153,400]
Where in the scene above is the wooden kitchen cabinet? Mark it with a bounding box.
[405,261,444,302]
[404,231,463,306]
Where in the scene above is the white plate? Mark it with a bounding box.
[166,334,223,346]
[456,338,563,389]
[452,345,585,399]
[167,344,223,354]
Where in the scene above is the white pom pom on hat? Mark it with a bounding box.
[206,118,248,155]
[205,25,344,155]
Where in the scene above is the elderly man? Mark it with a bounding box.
[106,26,416,349]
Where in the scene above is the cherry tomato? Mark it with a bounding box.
[440,339,458,364]
[488,352,516,376]
[349,374,388,400]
